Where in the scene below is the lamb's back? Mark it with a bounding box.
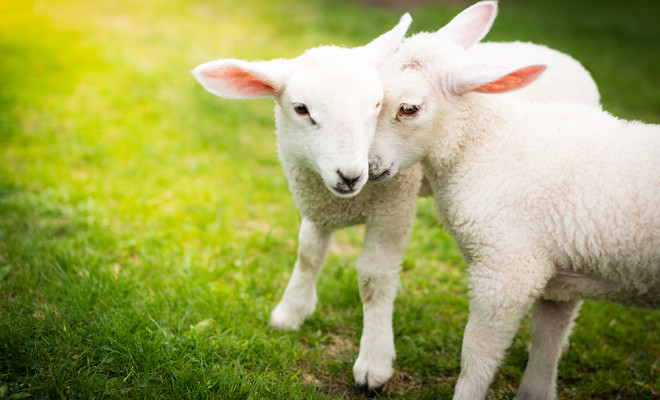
[441,100,660,305]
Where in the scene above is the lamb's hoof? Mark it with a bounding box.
[269,301,316,331]
[356,381,384,398]
[269,306,303,331]
[353,356,393,397]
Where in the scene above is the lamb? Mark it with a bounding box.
[367,2,660,399]
[192,8,602,396]
[193,17,424,395]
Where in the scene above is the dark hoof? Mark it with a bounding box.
[356,381,385,398]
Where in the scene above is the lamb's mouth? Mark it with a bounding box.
[368,157,394,181]
[334,187,358,195]
[329,177,365,198]
[368,168,392,181]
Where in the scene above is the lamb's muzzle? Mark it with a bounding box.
[335,169,364,195]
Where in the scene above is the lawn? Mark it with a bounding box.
[1,0,659,398]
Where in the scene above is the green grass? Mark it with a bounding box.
[1,0,659,398]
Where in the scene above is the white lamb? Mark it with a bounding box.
[368,1,659,399]
[192,8,600,395]
[193,17,423,395]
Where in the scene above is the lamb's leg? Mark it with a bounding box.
[353,212,415,396]
[270,218,332,331]
[514,299,582,400]
[453,259,551,400]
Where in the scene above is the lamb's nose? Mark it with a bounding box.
[337,170,361,189]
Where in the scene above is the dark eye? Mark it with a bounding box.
[399,103,419,116]
[293,103,308,115]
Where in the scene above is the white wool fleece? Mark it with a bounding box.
[368,2,658,399]
[193,2,602,395]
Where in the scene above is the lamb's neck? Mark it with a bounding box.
[421,94,522,223]
[423,94,517,176]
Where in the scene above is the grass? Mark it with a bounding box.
[1,0,659,398]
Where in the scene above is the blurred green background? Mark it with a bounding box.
[1,0,659,398]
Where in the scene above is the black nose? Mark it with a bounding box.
[337,170,361,190]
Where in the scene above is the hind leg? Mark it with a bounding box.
[514,299,582,400]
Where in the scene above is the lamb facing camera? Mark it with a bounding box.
[193,16,424,395]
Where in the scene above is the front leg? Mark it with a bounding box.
[353,213,415,396]
[270,218,333,331]
[453,256,553,400]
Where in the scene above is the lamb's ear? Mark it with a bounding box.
[192,58,291,99]
[436,1,498,49]
[355,13,412,66]
[447,64,546,95]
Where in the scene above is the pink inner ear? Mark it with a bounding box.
[457,4,496,49]
[474,65,547,94]
[205,66,275,97]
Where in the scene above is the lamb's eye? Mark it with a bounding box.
[399,103,420,116]
[293,103,309,115]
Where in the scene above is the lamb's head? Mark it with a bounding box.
[193,14,411,197]
[369,1,545,181]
